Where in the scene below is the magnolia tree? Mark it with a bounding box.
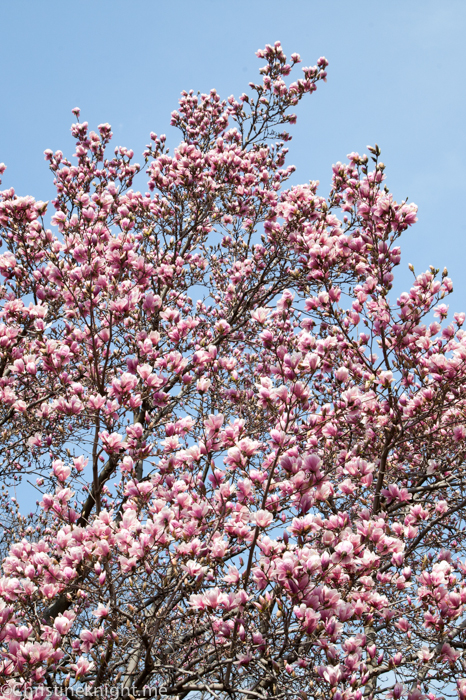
[0,41,465,700]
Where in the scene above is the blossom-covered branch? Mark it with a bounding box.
[0,41,464,700]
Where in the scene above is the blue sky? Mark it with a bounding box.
[1,0,465,306]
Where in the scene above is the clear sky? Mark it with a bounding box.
[1,0,465,306]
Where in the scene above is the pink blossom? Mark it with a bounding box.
[71,656,94,679]
[99,431,125,453]
[253,510,273,528]
[54,614,73,635]
[92,604,109,618]
[196,378,211,393]
[51,460,71,482]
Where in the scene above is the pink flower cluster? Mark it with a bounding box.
[0,41,463,700]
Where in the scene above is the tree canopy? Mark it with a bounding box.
[0,42,464,700]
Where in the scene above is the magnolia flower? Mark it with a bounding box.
[72,655,94,679]
[253,510,273,528]
[54,614,73,635]
[99,431,125,453]
[92,603,109,619]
